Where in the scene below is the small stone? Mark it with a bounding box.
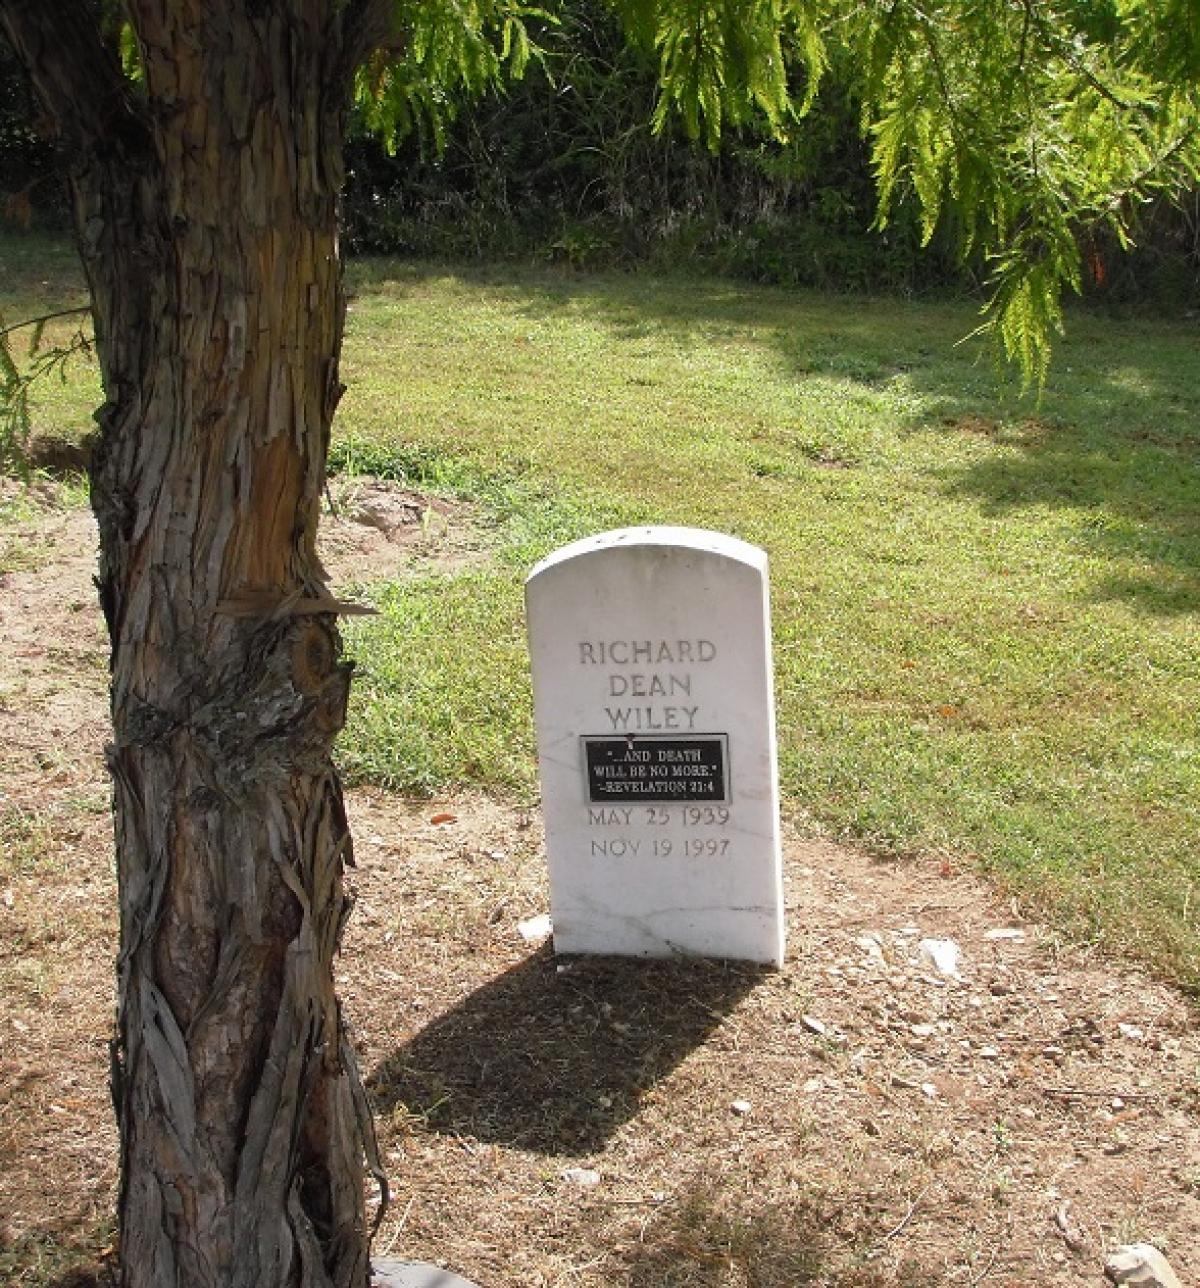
[983,927,1026,941]
[910,1023,936,1038]
[978,1045,1000,1059]
[1104,1242,1184,1287]
[918,937,962,979]
[561,1167,602,1188]
[517,913,553,943]
[1118,1023,1145,1041]
[730,1099,752,1116]
[372,1260,482,1288]
[801,1015,828,1036]
[856,933,885,962]
[920,1082,938,1099]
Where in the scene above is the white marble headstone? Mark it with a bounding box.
[525,527,785,965]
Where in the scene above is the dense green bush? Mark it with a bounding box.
[342,6,971,293]
[340,4,1198,309]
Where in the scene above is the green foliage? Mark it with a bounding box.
[633,0,824,146]
[0,29,66,230]
[353,1,555,152]
[0,309,94,470]
[344,7,957,294]
[849,0,1200,384]
[342,1,1200,381]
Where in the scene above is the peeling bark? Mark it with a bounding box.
[0,4,388,1285]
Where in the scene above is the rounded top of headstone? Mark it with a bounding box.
[527,526,766,583]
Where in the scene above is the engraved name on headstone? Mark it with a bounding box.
[525,527,785,965]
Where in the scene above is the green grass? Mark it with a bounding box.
[0,231,97,466]
[337,260,1200,988]
[3,234,1198,987]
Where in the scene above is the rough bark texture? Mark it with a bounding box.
[0,3,392,1285]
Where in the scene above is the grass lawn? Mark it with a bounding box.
[3,232,1198,989]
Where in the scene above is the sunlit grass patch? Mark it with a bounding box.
[335,261,1200,988]
[342,569,535,795]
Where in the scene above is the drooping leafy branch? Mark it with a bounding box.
[347,1,1200,385]
[0,306,93,468]
[848,0,1200,384]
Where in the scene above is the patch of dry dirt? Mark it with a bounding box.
[321,477,486,587]
[1,487,1197,1287]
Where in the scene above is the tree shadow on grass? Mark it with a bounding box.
[350,258,1200,426]
[351,261,1200,614]
[935,418,1200,615]
[366,947,768,1155]
[24,433,94,478]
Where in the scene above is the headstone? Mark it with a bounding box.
[525,526,785,965]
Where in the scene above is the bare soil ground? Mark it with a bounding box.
[1,481,1197,1287]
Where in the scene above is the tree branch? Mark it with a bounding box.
[338,0,402,79]
[0,0,149,155]
[0,306,91,342]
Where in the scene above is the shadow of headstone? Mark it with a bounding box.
[367,948,768,1155]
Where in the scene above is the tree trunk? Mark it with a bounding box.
[0,4,388,1285]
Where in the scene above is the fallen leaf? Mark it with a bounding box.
[429,812,457,826]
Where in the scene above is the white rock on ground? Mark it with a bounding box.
[1104,1243,1184,1288]
[918,937,962,978]
[517,913,552,943]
